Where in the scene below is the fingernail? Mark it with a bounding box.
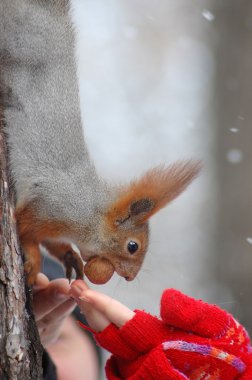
[70,285,83,298]
[55,292,69,301]
[79,295,90,303]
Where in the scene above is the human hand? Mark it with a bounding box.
[70,279,135,332]
[70,283,252,380]
[33,273,76,347]
[158,289,252,380]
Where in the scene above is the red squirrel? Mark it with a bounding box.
[0,0,200,284]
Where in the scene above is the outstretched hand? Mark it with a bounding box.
[70,279,135,331]
[70,281,252,380]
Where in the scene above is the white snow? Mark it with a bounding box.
[229,128,239,133]
[202,9,215,22]
[226,149,243,164]
[246,237,252,245]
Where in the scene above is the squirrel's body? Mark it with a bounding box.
[0,0,200,284]
[0,0,110,217]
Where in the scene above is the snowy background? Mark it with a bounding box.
[70,0,252,376]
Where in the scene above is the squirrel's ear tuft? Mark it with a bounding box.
[106,160,201,228]
[130,198,154,216]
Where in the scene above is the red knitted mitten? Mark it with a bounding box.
[159,289,252,380]
[93,289,252,380]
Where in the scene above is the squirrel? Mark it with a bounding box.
[0,0,200,285]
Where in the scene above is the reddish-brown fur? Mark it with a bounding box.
[16,161,201,284]
[16,203,76,284]
[105,161,201,228]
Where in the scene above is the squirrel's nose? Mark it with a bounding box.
[124,275,133,281]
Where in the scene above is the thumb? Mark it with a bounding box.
[160,289,231,338]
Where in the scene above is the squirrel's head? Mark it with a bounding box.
[92,160,201,283]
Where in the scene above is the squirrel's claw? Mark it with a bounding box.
[63,250,84,282]
[41,241,84,282]
[64,251,73,282]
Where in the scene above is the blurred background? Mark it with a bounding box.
[71,0,252,372]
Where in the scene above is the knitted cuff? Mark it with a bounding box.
[105,346,190,380]
[95,323,138,360]
[96,310,168,358]
[118,310,170,353]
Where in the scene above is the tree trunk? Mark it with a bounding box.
[0,112,43,379]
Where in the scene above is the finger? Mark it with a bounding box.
[38,315,66,347]
[33,273,50,294]
[161,289,230,338]
[37,298,76,328]
[78,289,135,328]
[39,324,62,347]
[70,282,111,331]
[33,279,72,320]
[70,282,134,330]
[37,298,76,347]
[70,279,89,292]
[78,298,111,332]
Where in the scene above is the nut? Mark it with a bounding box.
[84,257,115,284]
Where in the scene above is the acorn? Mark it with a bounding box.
[84,256,115,284]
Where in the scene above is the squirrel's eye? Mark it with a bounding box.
[127,241,139,254]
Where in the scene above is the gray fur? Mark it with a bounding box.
[0,0,113,224]
[0,0,199,282]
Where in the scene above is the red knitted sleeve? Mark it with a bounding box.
[91,289,252,380]
[95,310,188,379]
[95,310,169,357]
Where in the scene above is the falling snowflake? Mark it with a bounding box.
[226,149,243,164]
[229,128,239,133]
[246,237,252,245]
[202,9,215,22]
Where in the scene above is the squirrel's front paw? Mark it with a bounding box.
[24,246,41,285]
[42,241,84,282]
[24,260,40,286]
[63,249,84,282]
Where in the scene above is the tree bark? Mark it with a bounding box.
[0,113,43,379]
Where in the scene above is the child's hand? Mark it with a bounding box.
[70,280,135,331]
[70,282,252,380]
